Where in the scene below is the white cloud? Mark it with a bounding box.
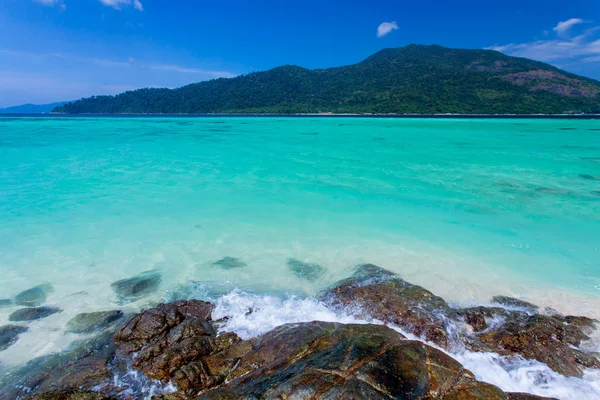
[553,18,585,36]
[33,0,65,10]
[377,21,399,38]
[150,65,237,78]
[488,19,600,70]
[99,0,144,11]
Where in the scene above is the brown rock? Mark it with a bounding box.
[507,393,558,400]
[26,389,113,400]
[318,264,457,348]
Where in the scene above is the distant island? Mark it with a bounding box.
[1,101,69,114]
[55,45,600,115]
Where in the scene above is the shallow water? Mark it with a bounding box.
[1,116,599,398]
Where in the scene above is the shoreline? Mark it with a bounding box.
[2,112,600,119]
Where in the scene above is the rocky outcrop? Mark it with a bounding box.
[319,264,457,348]
[320,264,600,378]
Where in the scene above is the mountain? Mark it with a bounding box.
[54,45,600,115]
[0,101,70,114]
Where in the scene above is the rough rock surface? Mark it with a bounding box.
[113,300,224,396]
[26,389,113,400]
[319,263,457,348]
[65,311,123,334]
[0,324,28,351]
[15,284,53,307]
[9,306,62,322]
[320,264,600,378]
[198,322,507,400]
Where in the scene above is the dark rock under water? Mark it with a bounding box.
[287,258,327,281]
[0,299,12,308]
[0,324,28,351]
[14,284,53,307]
[211,256,247,270]
[65,310,124,334]
[110,270,161,303]
[8,306,62,322]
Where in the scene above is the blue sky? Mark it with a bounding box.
[0,0,599,107]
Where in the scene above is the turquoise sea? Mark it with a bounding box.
[1,116,600,398]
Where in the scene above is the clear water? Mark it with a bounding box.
[1,116,599,398]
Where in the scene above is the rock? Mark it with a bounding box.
[110,271,161,303]
[478,314,600,377]
[491,295,539,312]
[287,258,327,281]
[0,324,28,351]
[507,393,559,400]
[319,264,456,348]
[1,330,117,399]
[457,306,520,333]
[200,322,506,399]
[0,299,12,307]
[65,310,123,334]
[579,174,600,181]
[212,257,246,270]
[9,306,62,322]
[26,389,113,400]
[591,190,600,196]
[15,284,53,307]
[114,300,223,397]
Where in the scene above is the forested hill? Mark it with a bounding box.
[55,45,600,114]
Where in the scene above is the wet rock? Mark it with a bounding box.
[478,314,600,377]
[110,270,161,303]
[15,284,53,307]
[65,310,124,334]
[0,324,28,351]
[319,264,456,347]
[287,258,327,281]
[579,174,599,181]
[114,300,225,396]
[491,295,539,312]
[0,299,12,307]
[9,306,62,322]
[26,389,113,400]
[212,257,246,270]
[200,322,506,399]
[507,393,559,400]
[1,330,117,399]
[457,306,520,333]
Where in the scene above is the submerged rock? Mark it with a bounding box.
[110,270,161,303]
[0,299,12,307]
[15,284,53,307]
[491,295,539,312]
[65,310,123,334]
[579,173,600,181]
[26,389,113,400]
[287,258,327,281]
[0,324,28,351]
[319,264,456,348]
[9,306,62,322]
[212,257,247,270]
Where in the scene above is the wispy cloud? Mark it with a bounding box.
[150,65,237,78]
[553,18,585,37]
[33,0,65,10]
[377,21,399,38]
[488,18,600,69]
[99,0,144,11]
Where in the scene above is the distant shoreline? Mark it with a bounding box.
[2,112,600,119]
